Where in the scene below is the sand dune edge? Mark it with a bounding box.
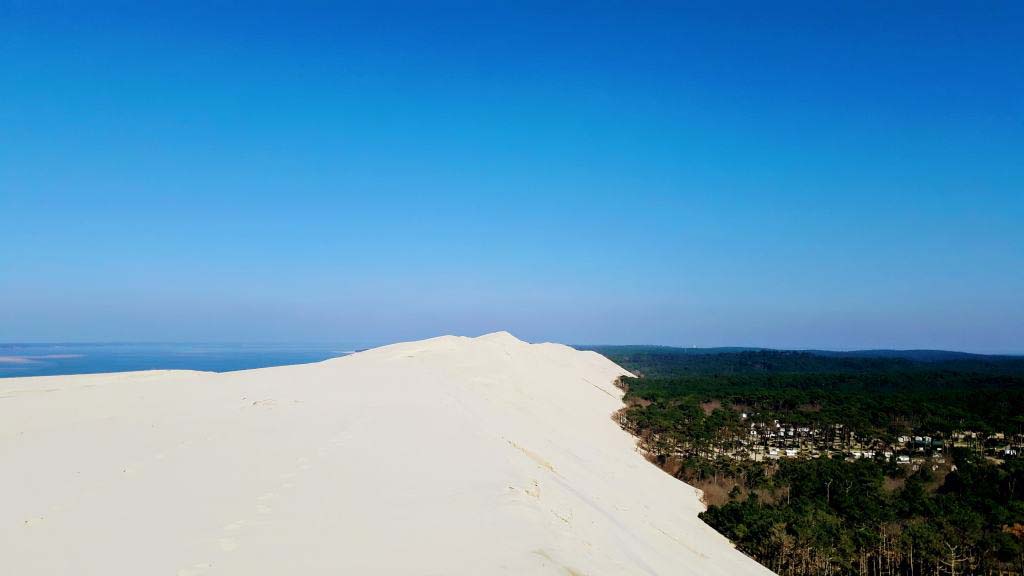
[1,332,773,575]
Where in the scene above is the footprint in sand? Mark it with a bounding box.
[218,537,238,552]
[222,520,245,532]
[526,480,541,498]
[176,562,211,576]
[254,491,277,514]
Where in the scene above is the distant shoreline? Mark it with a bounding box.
[0,342,372,379]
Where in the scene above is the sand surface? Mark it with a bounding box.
[1,332,772,575]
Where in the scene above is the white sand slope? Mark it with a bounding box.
[1,332,773,575]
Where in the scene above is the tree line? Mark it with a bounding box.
[592,347,1024,576]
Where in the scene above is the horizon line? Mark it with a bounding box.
[2,340,1022,357]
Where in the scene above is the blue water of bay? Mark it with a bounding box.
[0,342,380,378]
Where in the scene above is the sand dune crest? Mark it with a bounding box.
[0,333,772,575]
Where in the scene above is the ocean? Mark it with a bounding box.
[0,342,377,378]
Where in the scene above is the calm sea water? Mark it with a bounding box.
[0,343,379,378]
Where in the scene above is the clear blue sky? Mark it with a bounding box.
[2,2,1022,352]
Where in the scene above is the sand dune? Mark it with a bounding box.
[0,332,772,575]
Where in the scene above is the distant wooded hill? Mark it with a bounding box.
[576,345,1024,378]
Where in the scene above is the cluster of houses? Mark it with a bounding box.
[951,430,1024,459]
[724,417,1024,465]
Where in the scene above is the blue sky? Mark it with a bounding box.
[2,2,1022,352]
